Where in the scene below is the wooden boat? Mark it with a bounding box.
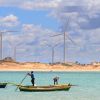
[19,84,71,92]
[0,83,7,88]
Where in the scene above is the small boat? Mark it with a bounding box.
[0,83,7,88]
[19,84,71,92]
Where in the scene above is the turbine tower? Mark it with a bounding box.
[44,43,60,64]
[0,30,18,60]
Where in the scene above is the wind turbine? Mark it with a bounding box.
[0,30,18,60]
[8,40,24,61]
[44,43,60,64]
[51,17,76,63]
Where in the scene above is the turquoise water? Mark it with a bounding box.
[0,71,100,100]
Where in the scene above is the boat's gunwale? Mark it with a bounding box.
[19,84,71,92]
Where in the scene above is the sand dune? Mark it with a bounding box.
[0,61,100,71]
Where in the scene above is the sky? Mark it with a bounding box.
[0,0,100,64]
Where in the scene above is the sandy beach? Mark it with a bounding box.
[0,61,100,71]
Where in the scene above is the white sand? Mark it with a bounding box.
[0,62,100,71]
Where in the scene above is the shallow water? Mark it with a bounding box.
[0,71,100,100]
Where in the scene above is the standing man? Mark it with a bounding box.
[27,71,35,86]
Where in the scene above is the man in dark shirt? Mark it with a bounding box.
[27,71,35,86]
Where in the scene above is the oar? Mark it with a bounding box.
[15,74,28,91]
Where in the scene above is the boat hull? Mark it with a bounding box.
[0,83,7,88]
[19,84,71,92]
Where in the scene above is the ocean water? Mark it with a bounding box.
[0,71,100,100]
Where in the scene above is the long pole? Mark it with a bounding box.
[15,73,28,91]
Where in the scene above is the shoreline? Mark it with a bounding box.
[0,61,100,72]
[0,69,100,72]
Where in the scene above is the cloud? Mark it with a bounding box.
[4,23,58,50]
[20,1,59,10]
[0,14,19,27]
[49,0,100,30]
[1,0,100,20]
[0,0,61,10]
[0,0,100,14]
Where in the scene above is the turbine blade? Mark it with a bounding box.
[50,33,63,37]
[1,30,18,33]
[67,35,77,45]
